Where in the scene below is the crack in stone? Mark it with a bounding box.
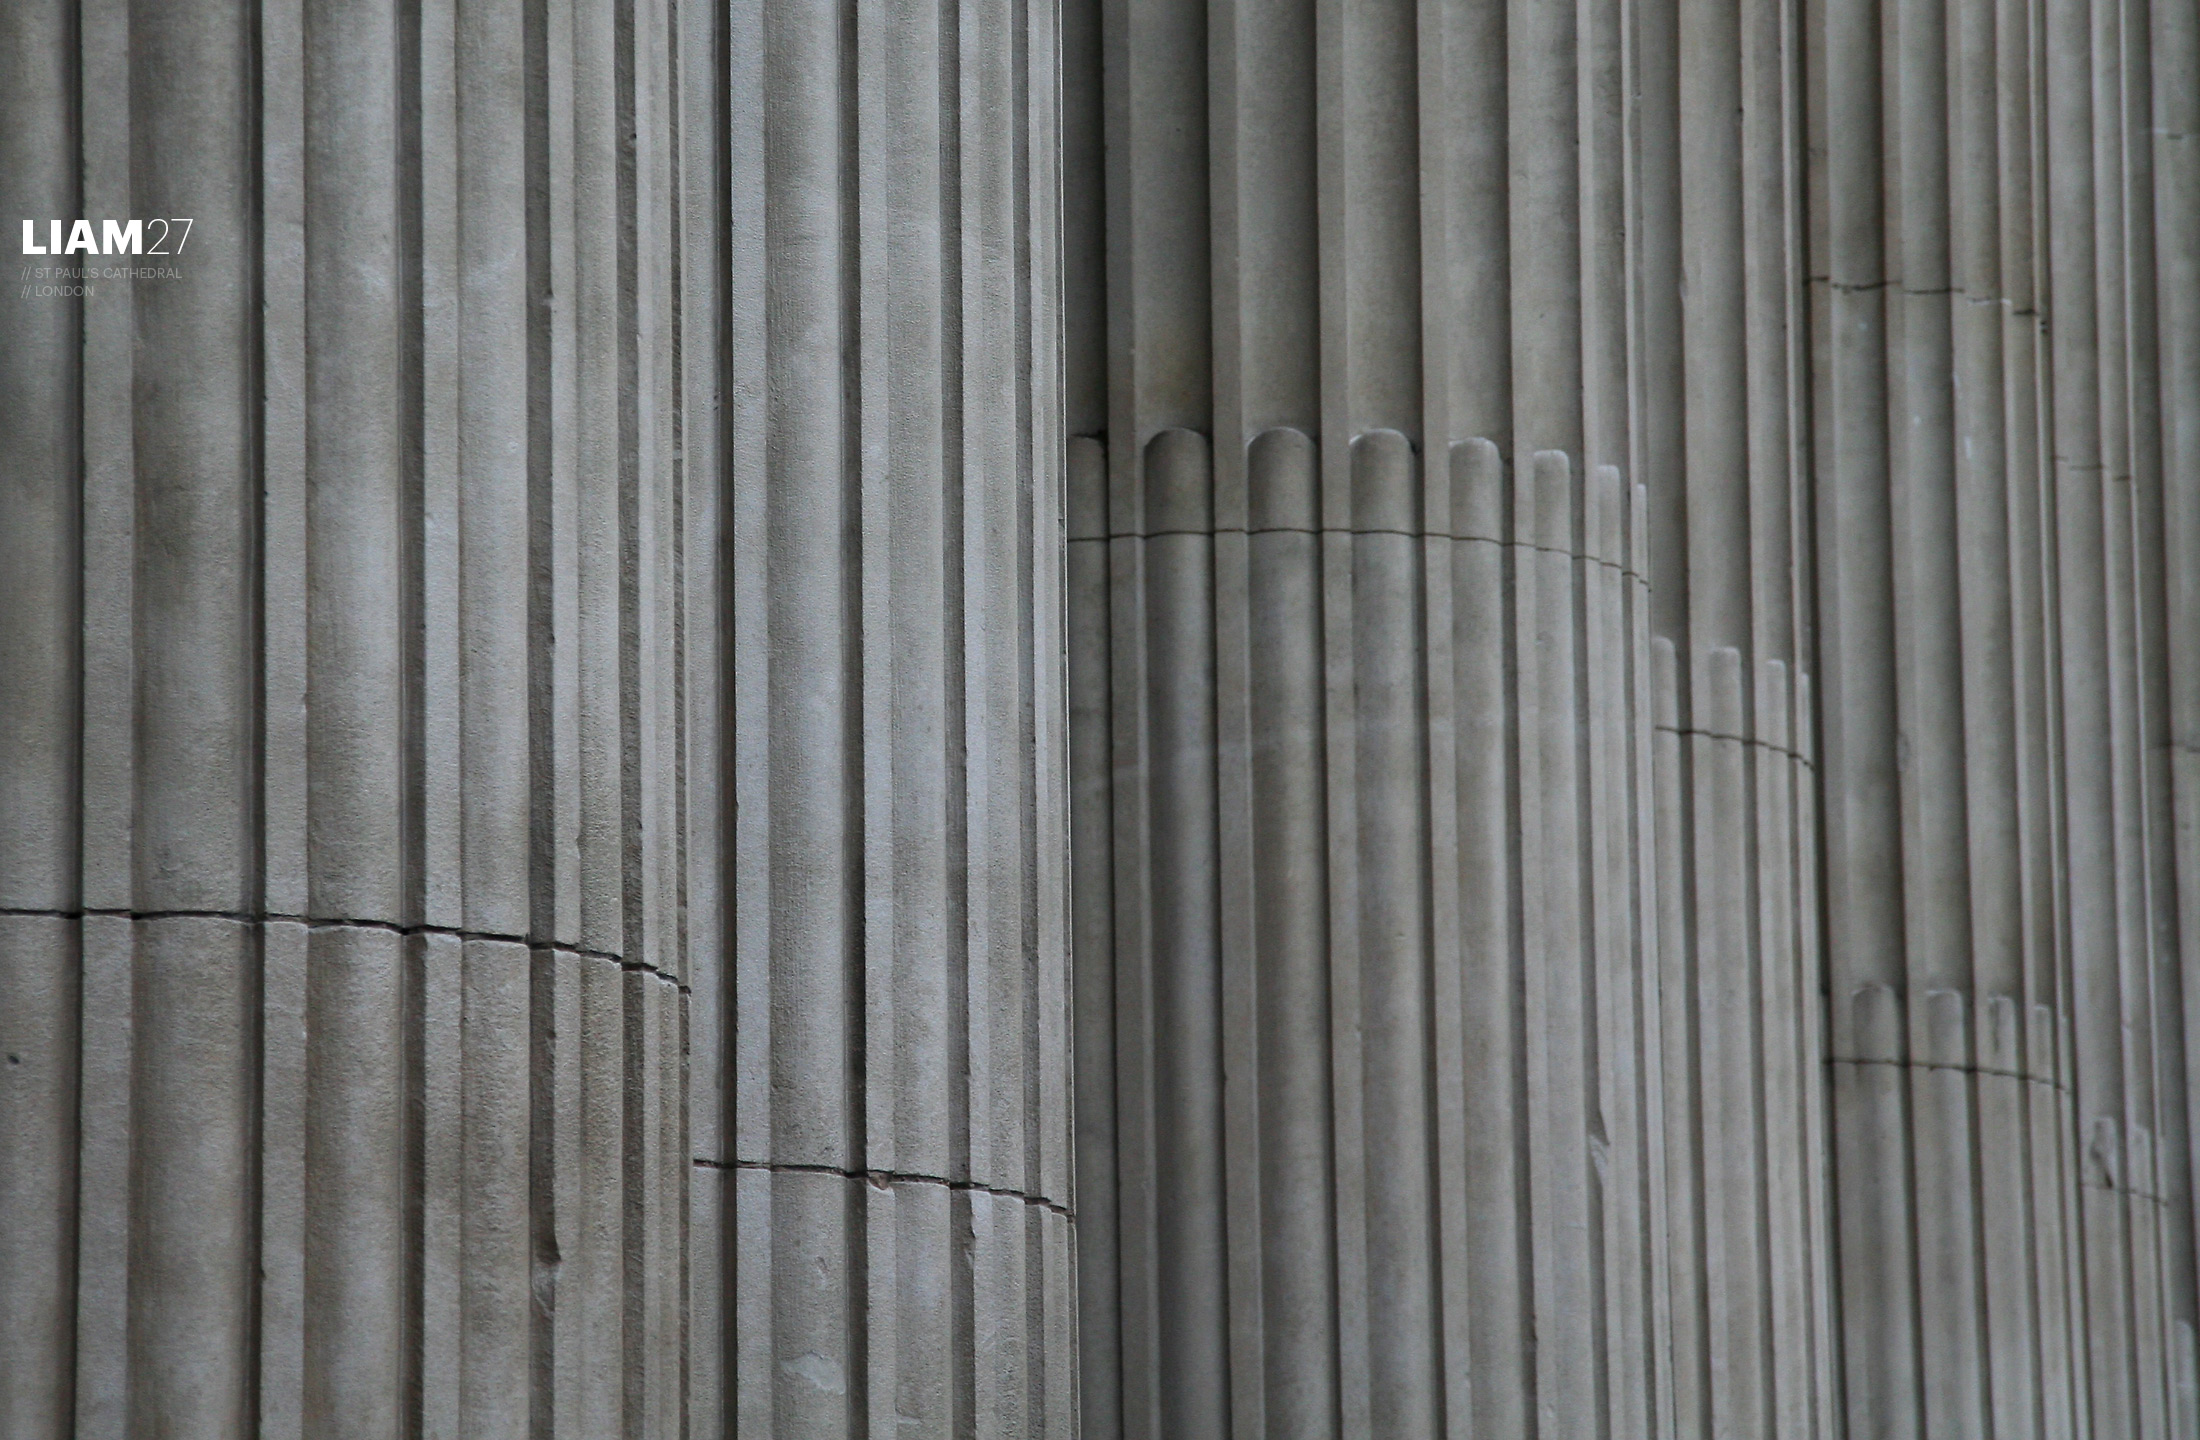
[0,906,681,986]
[696,1157,1073,1219]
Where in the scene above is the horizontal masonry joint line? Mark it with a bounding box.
[696,1157,1073,1219]
[1652,726,1815,767]
[1817,279,1967,299]
[1076,531,1641,579]
[0,907,684,987]
[1829,1054,2064,1090]
[1817,278,2036,310]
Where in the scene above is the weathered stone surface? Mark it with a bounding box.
[1066,0,2200,1437]
[1062,0,1674,1428]
[6,0,2200,1434]
[0,0,703,1433]
[1808,0,2200,1429]
[706,0,1076,1428]
[1638,3,1840,1432]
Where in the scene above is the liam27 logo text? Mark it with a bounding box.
[21,219,193,255]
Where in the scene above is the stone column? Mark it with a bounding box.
[2049,0,2200,1426]
[0,0,706,1434]
[695,0,1077,1429]
[1066,0,1668,1433]
[0,1,81,1429]
[2163,0,2200,1415]
[1809,0,2197,1429]
[1631,0,1841,1436]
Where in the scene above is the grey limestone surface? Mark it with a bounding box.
[1,0,706,1433]
[706,0,1077,1428]
[7,0,2200,1434]
[1063,0,2200,1436]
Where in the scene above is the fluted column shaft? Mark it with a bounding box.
[1810,0,2083,1430]
[699,0,1076,1430]
[2064,0,2200,1426]
[1630,0,1841,1435]
[1066,0,1668,1431]
[1810,0,2199,1431]
[0,0,704,1435]
[2162,0,2200,1416]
